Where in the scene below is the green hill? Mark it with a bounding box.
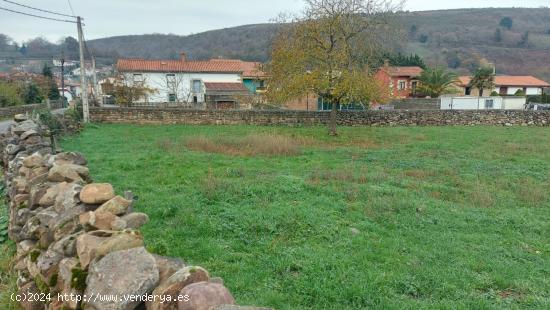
[2,8,550,81]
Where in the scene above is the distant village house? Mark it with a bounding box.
[115,52,267,109]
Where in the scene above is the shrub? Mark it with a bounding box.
[0,82,23,107]
[514,89,526,96]
[490,91,499,96]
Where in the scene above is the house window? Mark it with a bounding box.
[133,74,143,86]
[193,96,198,103]
[398,80,406,90]
[166,74,176,89]
[485,99,494,109]
[168,93,176,102]
[465,87,472,96]
[192,80,202,93]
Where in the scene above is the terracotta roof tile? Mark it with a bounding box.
[458,76,550,87]
[117,57,266,76]
[381,66,424,77]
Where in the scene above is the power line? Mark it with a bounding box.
[0,5,77,23]
[1,0,76,18]
[66,0,75,16]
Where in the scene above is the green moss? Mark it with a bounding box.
[29,249,40,263]
[48,273,58,287]
[34,277,49,294]
[18,202,28,209]
[70,267,88,292]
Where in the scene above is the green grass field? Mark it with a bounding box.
[61,124,550,309]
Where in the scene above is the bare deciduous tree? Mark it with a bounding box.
[266,0,405,135]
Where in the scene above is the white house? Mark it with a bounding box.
[458,76,550,96]
[116,52,264,108]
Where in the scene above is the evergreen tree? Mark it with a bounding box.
[499,17,513,30]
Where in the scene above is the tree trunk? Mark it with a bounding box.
[479,87,484,97]
[328,101,338,136]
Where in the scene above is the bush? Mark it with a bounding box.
[514,89,526,96]
[0,82,23,107]
[490,91,499,96]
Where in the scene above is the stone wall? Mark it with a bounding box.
[389,98,440,110]
[90,107,550,127]
[1,116,268,310]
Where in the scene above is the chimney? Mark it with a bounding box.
[180,52,186,62]
[383,59,390,67]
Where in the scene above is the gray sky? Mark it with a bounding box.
[1,0,548,43]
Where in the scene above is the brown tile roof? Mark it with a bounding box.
[459,76,550,87]
[381,66,424,77]
[117,57,266,76]
[204,82,248,92]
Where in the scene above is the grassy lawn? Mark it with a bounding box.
[61,124,550,309]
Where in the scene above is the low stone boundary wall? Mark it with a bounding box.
[90,107,550,127]
[389,98,440,110]
[1,117,268,310]
[0,102,63,119]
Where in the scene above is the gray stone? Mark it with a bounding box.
[54,182,82,213]
[121,212,150,229]
[85,247,159,310]
[18,281,43,310]
[54,152,87,166]
[12,120,39,135]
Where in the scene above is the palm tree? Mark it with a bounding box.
[417,67,459,98]
[469,67,495,97]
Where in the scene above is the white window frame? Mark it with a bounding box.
[133,74,143,86]
[398,80,406,91]
[192,79,203,94]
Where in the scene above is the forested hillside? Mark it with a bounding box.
[1,8,549,80]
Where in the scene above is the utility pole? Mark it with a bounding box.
[77,16,89,122]
[92,56,98,105]
[61,58,65,108]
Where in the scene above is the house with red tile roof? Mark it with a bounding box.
[374,61,423,99]
[457,75,550,96]
[116,52,266,108]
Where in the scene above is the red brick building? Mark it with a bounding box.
[375,62,423,99]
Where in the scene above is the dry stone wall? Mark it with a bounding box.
[1,115,269,310]
[90,107,550,127]
[0,102,64,120]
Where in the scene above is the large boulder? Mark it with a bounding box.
[85,247,159,310]
[80,183,115,205]
[177,282,235,310]
[96,196,132,215]
[148,266,209,310]
[48,164,90,183]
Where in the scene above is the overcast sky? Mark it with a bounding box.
[0,0,548,43]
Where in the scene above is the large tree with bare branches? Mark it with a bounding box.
[266,0,404,135]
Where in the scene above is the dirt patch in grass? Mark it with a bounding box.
[159,134,304,157]
[516,178,549,207]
